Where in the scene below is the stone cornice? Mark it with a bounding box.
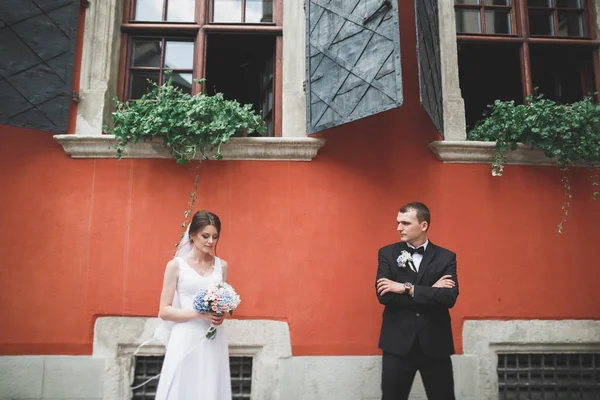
[54,135,326,161]
[429,140,559,166]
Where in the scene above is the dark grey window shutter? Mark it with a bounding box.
[0,0,80,133]
[306,0,403,135]
[415,0,444,137]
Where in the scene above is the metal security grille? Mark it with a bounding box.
[498,353,600,400]
[132,356,162,399]
[230,356,252,399]
[132,355,253,399]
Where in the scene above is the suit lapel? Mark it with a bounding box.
[416,241,437,284]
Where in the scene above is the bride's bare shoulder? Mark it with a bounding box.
[165,258,180,273]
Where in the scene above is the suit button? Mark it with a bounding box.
[416,313,420,317]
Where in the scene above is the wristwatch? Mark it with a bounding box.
[404,282,414,295]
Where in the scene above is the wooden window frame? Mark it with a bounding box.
[117,0,283,136]
[527,0,589,38]
[455,0,600,102]
[455,1,518,36]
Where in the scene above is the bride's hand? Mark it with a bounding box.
[210,312,225,326]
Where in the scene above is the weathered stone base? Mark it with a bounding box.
[3,319,599,400]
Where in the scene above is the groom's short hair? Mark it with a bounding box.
[399,202,431,226]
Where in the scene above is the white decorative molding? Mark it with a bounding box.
[93,317,292,400]
[429,140,560,166]
[53,135,326,161]
[282,0,307,138]
[76,0,123,136]
[463,320,600,400]
[438,0,467,141]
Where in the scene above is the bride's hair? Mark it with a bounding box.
[189,210,221,246]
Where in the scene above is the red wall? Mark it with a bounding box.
[1,5,599,356]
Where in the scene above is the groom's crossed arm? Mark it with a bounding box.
[412,254,459,309]
[376,249,459,309]
[375,249,415,308]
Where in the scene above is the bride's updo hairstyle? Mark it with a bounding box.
[189,211,222,251]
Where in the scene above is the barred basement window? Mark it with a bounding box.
[132,355,253,399]
[497,353,600,400]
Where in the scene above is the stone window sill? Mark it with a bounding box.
[54,135,326,161]
[429,140,559,166]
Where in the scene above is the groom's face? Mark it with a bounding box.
[397,210,427,243]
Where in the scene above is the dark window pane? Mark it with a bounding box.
[558,11,584,36]
[265,115,273,136]
[458,43,523,129]
[167,0,195,22]
[455,0,479,4]
[213,0,243,23]
[164,41,194,69]
[246,0,273,23]
[531,45,595,103]
[485,9,511,33]
[456,9,481,33]
[484,0,509,5]
[205,34,275,136]
[529,11,554,35]
[527,0,551,6]
[134,0,163,21]
[557,0,582,7]
[129,71,159,99]
[132,40,162,67]
[171,72,193,94]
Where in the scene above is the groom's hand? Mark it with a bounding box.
[377,278,405,295]
[432,275,455,289]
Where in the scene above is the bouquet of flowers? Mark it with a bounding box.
[193,282,241,340]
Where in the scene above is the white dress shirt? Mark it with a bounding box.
[407,239,429,273]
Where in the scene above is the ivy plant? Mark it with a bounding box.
[467,94,600,233]
[106,73,267,164]
[104,74,267,245]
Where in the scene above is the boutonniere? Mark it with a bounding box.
[397,251,417,273]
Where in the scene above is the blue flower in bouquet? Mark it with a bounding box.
[193,288,211,313]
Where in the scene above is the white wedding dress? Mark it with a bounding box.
[155,257,232,400]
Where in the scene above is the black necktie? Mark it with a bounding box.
[408,246,425,255]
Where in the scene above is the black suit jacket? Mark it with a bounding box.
[376,241,459,358]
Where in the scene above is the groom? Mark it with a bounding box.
[375,202,458,400]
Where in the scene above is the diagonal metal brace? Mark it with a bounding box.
[363,0,391,24]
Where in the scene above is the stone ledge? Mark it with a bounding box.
[54,135,326,161]
[430,140,558,166]
[93,317,292,400]
[462,320,600,400]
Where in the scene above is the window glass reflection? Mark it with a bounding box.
[246,0,273,23]
[167,0,195,22]
[133,40,162,67]
[134,0,163,21]
[213,0,243,23]
[165,41,194,69]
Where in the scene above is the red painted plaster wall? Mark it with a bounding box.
[1,3,599,356]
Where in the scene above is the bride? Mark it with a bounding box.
[155,210,232,400]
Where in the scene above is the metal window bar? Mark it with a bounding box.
[498,353,600,400]
[132,355,253,399]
